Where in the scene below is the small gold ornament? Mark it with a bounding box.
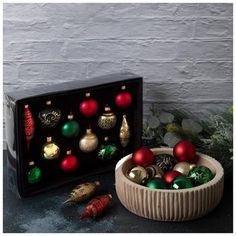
[146,165,164,178]
[119,114,131,147]
[98,105,117,130]
[126,166,149,184]
[42,136,60,160]
[173,162,196,175]
[79,128,98,153]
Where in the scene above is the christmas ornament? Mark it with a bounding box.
[115,85,132,109]
[28,161,42,184]
[23,104,35,150]
[98,105,117,130]
[145,165,164,178]
[146,178,168,189]
[126,166,149,184]
[64,181,100,204]
[155,154,177,172]
[120,114,130,147]
[98,137,118,160]
[61,113,80,138]
[79,129,98,153]
[173,140,197,162]
[79,93,98,118]
[42,136,60,160]
[188,166,214,186]
[171,176,193,190]
[80,194,112,219]
[61,150,79,173]
[173,162,196,176]
[140,178,149,186]
[163,170,183,184]
[132,147,155,167]
[38,100,61,127]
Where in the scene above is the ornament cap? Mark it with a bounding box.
[46,100,52,106]
[86,128,92,134]
[29,161,35,166]
[68,113,74,120]
[104,136,109,142]
[85,92,91,98]
[104,105,111,112]
[94,181,101,186]
[108,194,112,199]
[46,136,52,142]
[121,85,126,90]
[24,104,29,109]
[66,150,72,155]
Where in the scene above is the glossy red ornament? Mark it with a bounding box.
[173,140,197,162]
[61,151,79,173]
[80,194,112,219]
[132,147,155,167]
[163,170,183,184]
[79,93,98,118]
[23,104,35,150]
[115,91,132,109]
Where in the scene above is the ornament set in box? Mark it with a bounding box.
[5,72,142,197]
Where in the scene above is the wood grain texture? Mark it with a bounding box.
[115,148,224,221]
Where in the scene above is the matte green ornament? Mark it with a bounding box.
[28,165,42,184]
[61,114,80,138]
[146,178,168,189]
[98,138,117,160]
[188,166,214,186]
[171,176,193,190]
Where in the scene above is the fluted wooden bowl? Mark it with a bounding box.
[115,148,224,221]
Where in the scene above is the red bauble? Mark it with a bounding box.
[61,154,79,172]
[132,147,155,167]
[173,140,197,162]
[163,170,183,184]
[115,92,132,109]
[80,99,98,118]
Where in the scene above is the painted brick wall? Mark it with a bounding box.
[3,3,233,147]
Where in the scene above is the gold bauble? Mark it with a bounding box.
[120,115,130,147]
[146,165,164,178]
[173,162,196,175]
[98,105,117,130]
[79,129,98,153]
[126,166,148,184]
[42,136,60,160]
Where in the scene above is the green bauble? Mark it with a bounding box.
[188,166,214,186]
[98,143,118,160]
[28,167,42,184]
[62,120,80,138]
[146,178,168,189]
[171,176,193,190]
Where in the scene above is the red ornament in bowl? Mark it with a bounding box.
[61,151,79,173]
[80,93,98,118]
[132,147,154,167]
[163,170,183,184]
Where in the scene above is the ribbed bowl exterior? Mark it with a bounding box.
[115,148,224,221]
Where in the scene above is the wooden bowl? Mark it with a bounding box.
[115,148,224,221]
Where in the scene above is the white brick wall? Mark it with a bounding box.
[3,3,233,147]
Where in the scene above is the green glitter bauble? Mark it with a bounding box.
[146,178,168,189]
[98,144,118,160]
[28,167,42,184]
[188,166,214,186]
[61,120,80,138]
[171,176,193,190]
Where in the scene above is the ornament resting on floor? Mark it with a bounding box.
[28,161,42,184]
[171,176,193,189]
[42,136,60,160]
[64,181,100,204]
[23,104,35,151]
[146,165,164,179]
[132,147,155,167]
[80,194,112,219]
[119,114,130,147]
[146,177,168,189]
[38,100,61,127]
[173,162,196,176]
[188,166,214,186]
[61,113,80,138]
[115,85,132,109]
[79,128,98,153]
[98,105,117,130]
[155,154,177,172]
[126,166,149,184]
[79,92,98,118]
[98,137,118,160]
[61,150,79,173]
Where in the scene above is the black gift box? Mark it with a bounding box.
[4,72,143,197]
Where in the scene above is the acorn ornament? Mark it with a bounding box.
[42,136,60,160]
[61,113,80,138]
[79,128,98,153]
[173,162,196,176]
[98,105,117,130]
[115,85,132,109]
[61,150,79,173]
[79,93,98,118]
[120,114,130,148]
[98,137,118,161]
[38,100,61,127]
[64,181,100,204]
[28,161,42,184]
[126,166,149,184]
[80,194,112,219]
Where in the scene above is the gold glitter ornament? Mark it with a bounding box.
[120,115,130,147]
[98,105,117,130]
[79,128,98,153]
[42,136,60,160]
[126,166,149,184]
[173,162,196,176]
